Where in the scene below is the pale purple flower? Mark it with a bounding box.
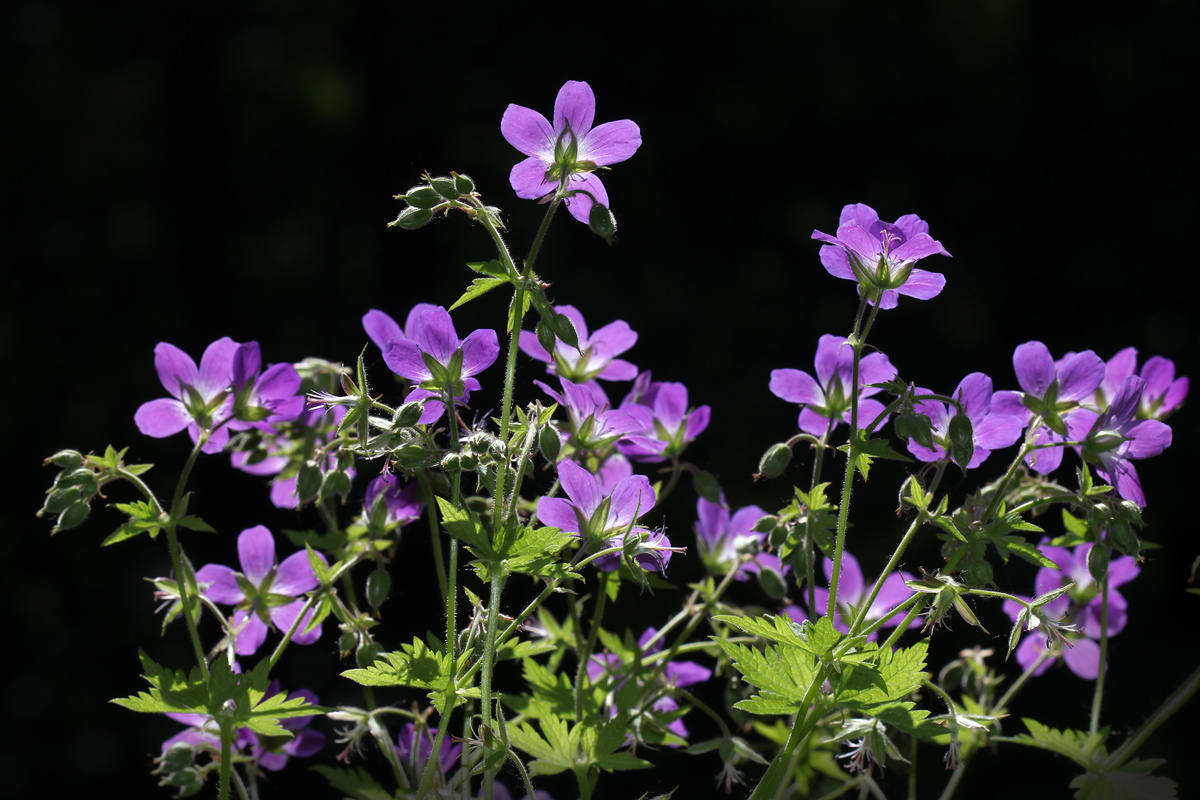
[382,305,498,421]
[1096,347,1189,420]
[134,337,240,453]
[518,305,638,382]
[365,472,423,528]
[537,378,665,457]
[1002,540,1139,679]
[695,495,778,580]
[231,406,353,509]
[812,203,951,309]
[228,341,305,431]
[617,372,711,462]
[364,305,464,425]
[394,722,461,778]
[501,80,642,223]
[784,552,914,640]
[195,525,327,656]
[588,626,712,742]
[536,459,671,572]
[991,341,1106,475]
[905,373,1023,469]
[1074,376,1173,507]
[770,334,897,436]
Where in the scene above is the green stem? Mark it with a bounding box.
[417,470,449,603]
[164,437,211,682]
[574,579,607,721]
[749,676,830,800]
[1089,572,1110,735]
[848,511,927,637]
[478,568,505,800]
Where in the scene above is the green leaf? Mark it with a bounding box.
[311,766,393,800]
[340,637,477,713]
[176,515,215,533]
[1070,758,1178,800]
[449,276,510,311]
[712,613,817,653]
[1012,718,1109,770]
[436,497,495,556]
[714,638,819,716]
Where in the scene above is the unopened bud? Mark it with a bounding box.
[403,185,442,210]
[757,443,792,480]
[47,450,85,469]
[429,177,460,200]
[389,207,433,230]
[393,400,425,428]
[588,202,617,245]
[453,172,475,194]
[366,569,391,610]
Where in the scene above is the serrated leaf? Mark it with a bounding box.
[176,515,215,533]
[715,638,819,716]
[1012,718,1109,770]
[340,637,477,713]
[449,276,509,311]
[712,613,816,652]
[436,497,494,556]
[1070,758,1178,800]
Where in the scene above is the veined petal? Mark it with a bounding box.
[384,339,432,382]
[891,231,951,261]
[238,525,276,586]
[562,172,608,224]
[769,368,822,405]
[835,221,884,261]
[579,119,641,166]
[858,351,897,387]
[362,309,403,351]
[234,610,269,656]
[255,362,301,403]
[1124,419,1172,458]
[1057,351,1105,401]
[839,203,881,228]
[557,460,604,517]
[517,329,552,363]
[232,342,262,389]
[135,398,193,438]
[1063,637,1101,680]
[1013,341,1055,397]
[536,496,582,535]
[500,104,554,157]
[974,415,1023,450]
[553,80,596,137]
[955,373,994,421]
[818,244,855,279]
[685,404,711,441]
[273,601,322,645]
[894,269,946,300]
[587,318,637,361]
[197,337,239,399]
[460,328,500,377]
[195,563,245,604]
[414,307,459,364]
[609,473,655,529]
[597,359,639,381]
[153,342,199,398]
[509,156,556,200]
[275,550,322,595]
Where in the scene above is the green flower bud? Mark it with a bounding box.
[588,202,617,245]
[296,462,323,503]
[41,485,83,515]
[756,565,788,601]
[539,423,561,463]
[55,500,91,533]
[442,452,462,472]
[453,172,475,194]
[757,443,792,480]
[947,413,974,468]
[393,400,424,428]
[47,450,85,469]
[535,320,557,355]
[356,642,384,669]
[338,630,358,656]
[393,443,426,470]
[1087,541,1110,583]
[693,470,722,504]
[430,177,460,200]
[389,207,433,230]
[366,569,391,611]
[322,469,353,500]
[549,312,580,350]
[404,185,442,210]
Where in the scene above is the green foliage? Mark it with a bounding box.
[507,712,653,800]
[311,766,393,800]
[340,637,479,713]
[838,429,911,480]
[437,497,578,581]
[1071,759,1178,800]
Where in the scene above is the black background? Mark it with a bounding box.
[8,2,1199,798]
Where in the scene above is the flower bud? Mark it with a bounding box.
[393,400,425,428]
[296,462,323,503]
[389,207,433,230]
[549,311,580,350]
[47,450,85,469]
[693,470,722,504]
[539,423,561,463]
[54,500,91,533]
[366,568,391,611]
[429,176,460,200]
[393,442,426,470]
[756,565,788,601]
[535,320,557,355]
[403,185,442,210]
[947,413,974,468]
[757,443,792,480]
[588,202,617,245]
[338,630,358,657]
[356,642,384,669]
[453,172,475,194]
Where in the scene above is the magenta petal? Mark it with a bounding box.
[273,601,322,645]
[580,119,642,166]
[553,80,596,136]
[384,339,432,382]
[975,415,1023,450]
[685,405,711,441]
[135,398,193,438]
[840,203,880,228]
[275,550,322,595]
[770,368,822,405]
[500,104,554,157]
[891,232,950,261]
[232,342,261,389]
[509,156,556,199]
[237,525,276,586]
[597,359,639,381]
[362,309,403,351]
[818,245,855,279]
[1063,637,1101,680]
[1016,632,1055,676]
[195,564,245,604]
[234,610,269,656]
[664,660,712,688]
[562,172,608,223]
[285,727,326,757]
[558,460,604,516]
[196,337,239,398]
[153,342,199,398]
[460,328,500,376]
[1125,419,1172,458]
[1013,341,1055,396]
[858,351,897,387]
[608,474,655,529]
[1057,351,1105,401]
[518,329,551,363]
[895,269,946,300]
[415,307,459,364]
[536,496,582,534]
[256,362,301,401]
[588,319,637,360]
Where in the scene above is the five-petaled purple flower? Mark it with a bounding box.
[380,305,499,418]
[228,341,305,431]
[905,373,1023,469]
[1002,540,1139,679]
[135,337,240,453]
[365,472,424,529]
[501,80,642,224]
[770,334,897,436]
[536,459,672,572]
[695,495,778,580]
[195,525,327,656]
[1073,375,1173,507]
[518,305,638,383]
[991,341,1106,476]
[812,203,951,309]
[617,372,711,462]
[784,551,914,640]
[1096,347,1189,421]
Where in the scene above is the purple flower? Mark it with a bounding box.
[905,373,1023,469]
[588,626,712,742]
[812,204,951,309]
[1074,376,1173,507]
[536,459,672,572]
[394,722,461,779]
[382,305,498,419]
[134,337,240,453]
[537,378,665,457]
[695,495,778,580]
[365,472,423,528]
[770,334,897,436]
[1096,347,1189,420]
[991,341,1106,475]
[617,372,711,462]
[195,525,327,656]
[1002,541,1139,679]
[231,406,353,509]
[784,552,914,640]
[228,341,305,431]
[501,80,642,224]
[518,305,638,383]
[364,305,462,425]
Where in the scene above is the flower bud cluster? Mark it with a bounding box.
[390,172,477,230]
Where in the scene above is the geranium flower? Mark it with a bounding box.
[134,337,240,453]
[1074,375,1173,507]
[812,203,951,309]
[905,372,1023,469]
[228,341,305,430]
[1095,347,1189,420]
[501,80,642,223]
[364,472,423,528]
[784,551,914,640]
[364,304,464,425]
[617,372,711,462]
[770,334,897,436]
[694,495,777,580]
[536,459,672,572]
[517,305,638,382]
[382,305,498,412]
[195,525,327,655]
[536,377,665,456]
[992,341,1106,475]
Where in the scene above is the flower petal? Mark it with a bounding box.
[553,80,596,137]
[362,309,403,351]
[275,549,322,595]
[135,398,193,438]
[195,563,245,604]
[509,156,555,199]
[383,339,432,382]
[580,119,641,166]
[500,104,553,157]
[460,328,500,377]
[238,525,276,586]
[562,172,608,224]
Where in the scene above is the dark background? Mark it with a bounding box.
[8,1,1199,798]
